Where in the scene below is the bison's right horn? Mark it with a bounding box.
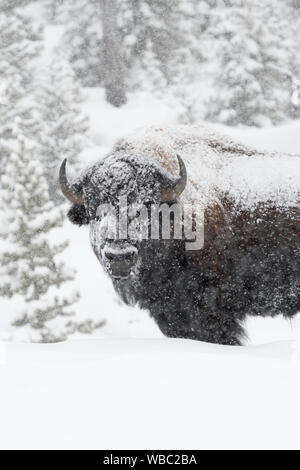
[59,159,84,205]
[160,154,187,202]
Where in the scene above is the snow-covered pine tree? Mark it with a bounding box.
[44,0,65,23]
[120,0,193,88]
[1,0,33,11]
[0,4,41,170]
[54,0,103,87]
[287,0,300,117]
[55,0,205,103]
[101,0,127,106]
[289,0,300,9]
[173,0,222,124]
[36,56,89,203]
[0,133,81,343]
[205,0,299,126]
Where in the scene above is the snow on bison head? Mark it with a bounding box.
[59,145,189,279]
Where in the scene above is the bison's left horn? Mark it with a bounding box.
[59,159,84,205]
[160,154,187,202]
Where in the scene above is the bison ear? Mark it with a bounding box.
[67,204,89,226]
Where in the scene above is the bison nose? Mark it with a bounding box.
[103,248,138,279]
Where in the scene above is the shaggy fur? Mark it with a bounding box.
[63,126,300,345]
[109,202,300,345]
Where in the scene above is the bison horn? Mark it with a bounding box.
[160,154,187,202]
[59,159,84,205]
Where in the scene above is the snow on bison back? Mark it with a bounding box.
[60,125,300,345]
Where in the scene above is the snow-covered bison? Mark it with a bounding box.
[60,126,300,345]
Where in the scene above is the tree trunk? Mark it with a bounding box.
[101,0,127,107]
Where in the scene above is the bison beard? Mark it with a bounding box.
[60,125,300,345]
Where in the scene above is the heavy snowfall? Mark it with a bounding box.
[0,0,300,450]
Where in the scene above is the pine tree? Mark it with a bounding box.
[101,0,127,106]
[54,0,102,87]
[1,1,33,12]
[205,0,299,127]
[55,0,204,103]
[0,3,104,341]
[289,0,300,8]
[0,134,81,343]
[36,56,89,202]
[44,0,65,23]
[0,5,41,169]
[172,0,220,124]
[120,0,193,86]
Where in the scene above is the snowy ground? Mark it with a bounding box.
[1,86,300,449]
[0,338,300,450]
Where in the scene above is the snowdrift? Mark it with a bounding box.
[0,338,299,450]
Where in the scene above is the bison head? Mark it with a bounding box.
[60,151,187,279]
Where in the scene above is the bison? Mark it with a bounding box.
[60,125,300,345]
